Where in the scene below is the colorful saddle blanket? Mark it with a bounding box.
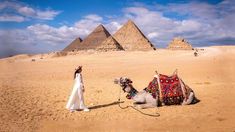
[146,74,184,105]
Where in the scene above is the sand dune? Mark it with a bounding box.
[0,46,235,132]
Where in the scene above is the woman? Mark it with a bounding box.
[66,66,89,112]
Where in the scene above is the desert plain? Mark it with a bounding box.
[0,46,235,132]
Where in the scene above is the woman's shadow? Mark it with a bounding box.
[88,101,124,110]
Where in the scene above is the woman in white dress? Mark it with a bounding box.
[66,66,89,112]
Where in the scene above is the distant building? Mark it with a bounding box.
[62,20,156,52]
[167,37,193,50]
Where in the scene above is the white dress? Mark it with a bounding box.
[66,73,87,110]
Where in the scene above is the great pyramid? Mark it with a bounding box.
[96,36,124,51]
[79,24,111,50]
[62,37,83,52]
[113,20,156,51]
[167,37,193,50]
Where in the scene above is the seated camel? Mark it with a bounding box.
[114,70,199,109]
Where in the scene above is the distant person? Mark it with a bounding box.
[66,66,89,112]
[194,48,198,57]
[194,51,198,57]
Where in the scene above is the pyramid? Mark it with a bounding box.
[113,20,156,51]
[62,37,83,52]
[167,37,193,50]
[96,36,124,51]
[79,24,111,50]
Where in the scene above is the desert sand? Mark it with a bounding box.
[0,46,235,132]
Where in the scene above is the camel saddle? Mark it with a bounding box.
[145,74,186,105]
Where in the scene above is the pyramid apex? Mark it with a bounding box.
[125,19,136,26]
[97,23,104,27]
[127,19,134,23]
[78,23,111,50]
[96,24,105,29]
[93,24,109,33]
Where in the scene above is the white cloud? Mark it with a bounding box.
[18,6,36,16]
[176,20,202,33]
[75,14,103,35]
[0,13,104,57]
[0,1,61,22]
[148,32,159,39]
[27,24,77,45]
[105,21,122,34]
[84,14,103,21]
[0,15,25,22]
[35,10,61,20]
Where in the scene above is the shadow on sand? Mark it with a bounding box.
[88,101,124,110]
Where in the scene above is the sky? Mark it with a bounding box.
[0,0,235,58]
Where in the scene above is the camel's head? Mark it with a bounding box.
[114,77,133,93]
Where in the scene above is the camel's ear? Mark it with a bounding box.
[126,78,132,83]
[173,69,178,75]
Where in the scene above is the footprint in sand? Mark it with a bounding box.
[216,117,226,122]
[195,82,211,85]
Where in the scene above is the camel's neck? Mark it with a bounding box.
[126,85,138,99]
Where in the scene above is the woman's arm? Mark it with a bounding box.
[81,74,85,92]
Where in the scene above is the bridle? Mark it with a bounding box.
[119,77,133,92]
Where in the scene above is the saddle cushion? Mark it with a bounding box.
[159,74,184,105]
[146,74,184,105]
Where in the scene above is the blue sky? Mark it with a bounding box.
[0,0,234,58]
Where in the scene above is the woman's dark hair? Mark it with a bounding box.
[74,66,82,79]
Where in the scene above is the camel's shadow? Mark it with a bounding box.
[88,101,124,110]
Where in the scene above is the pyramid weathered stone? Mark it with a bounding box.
[79,24,111,50]
[62,37,83,52]
[167,37,193,50]
[96,36,124,51]
[113,20,156,51]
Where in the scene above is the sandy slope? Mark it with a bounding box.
[0,46,235,132]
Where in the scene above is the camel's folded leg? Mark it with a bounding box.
[182,92,194,105]
[133,92,146,103]
[135,94,157,109]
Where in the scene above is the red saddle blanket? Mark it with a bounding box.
[146,74,184,105]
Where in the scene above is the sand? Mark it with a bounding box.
[0,46,235,132]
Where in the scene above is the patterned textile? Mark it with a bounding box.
[146,74,184,105]
[145,78,159,99]
[126,88,138,99]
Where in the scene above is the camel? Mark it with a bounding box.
[114,70,199,109]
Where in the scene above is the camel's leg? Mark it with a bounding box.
[182,92,194,105]
[133,92,146,103]
[136,93,158,109]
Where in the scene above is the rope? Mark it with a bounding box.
[117,87,160,117]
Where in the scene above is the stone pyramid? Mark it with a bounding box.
[113,20,156,51]
[79,24,111,50]
[96,36,124,51]
[167,37,193,50]
[62,37,83,52]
